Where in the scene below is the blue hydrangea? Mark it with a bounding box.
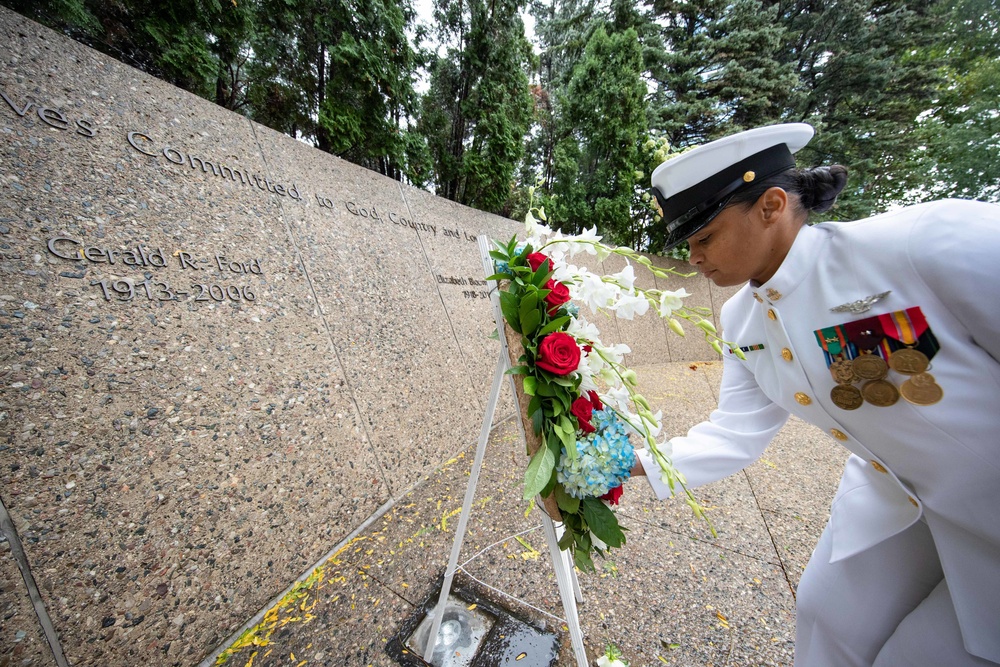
[556,408,636,499]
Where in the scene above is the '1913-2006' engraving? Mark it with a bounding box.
[90,278,256,303]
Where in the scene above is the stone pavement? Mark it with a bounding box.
[203,361,847,667]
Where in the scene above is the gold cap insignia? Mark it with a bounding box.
[743,171,756,182]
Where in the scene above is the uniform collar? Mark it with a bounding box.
[750,223,828,304]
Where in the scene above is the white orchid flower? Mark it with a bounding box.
[525,211,553,246]
[575,274,619,313]
[552,261,578,284]
[592,341,630,367]
[658,287,691,317]
[612,263,636,289]
[567,315,601,341]
[605,385,632,412]
[613,289,650,320]
[654,437,674,459]
[569,226,603,256]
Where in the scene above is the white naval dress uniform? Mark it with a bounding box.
[638,199,1000,665]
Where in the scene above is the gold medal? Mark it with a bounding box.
[900,372,943,405]
[861,379,899,407]
[829,359,856,384]
[831,384,863,410]
[852,354,888,381]
[889,348,930,375]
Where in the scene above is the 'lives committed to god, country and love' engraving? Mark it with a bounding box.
[46,237,263,304]
[1,85,482,243]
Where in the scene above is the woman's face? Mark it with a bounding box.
[686,190,792,287]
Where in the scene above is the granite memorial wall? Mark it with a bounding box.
[0,7,731,665]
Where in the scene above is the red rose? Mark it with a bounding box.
[587,390,604,411]
[527,252,551,273]
[571,396,595,433]
[544,279,571,314]
[535,332,581,376]
[600,485,624,505]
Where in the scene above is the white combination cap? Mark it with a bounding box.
[650,123,815,250]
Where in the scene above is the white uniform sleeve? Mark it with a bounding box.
[638,351,790,500]
[907,200,1000,361]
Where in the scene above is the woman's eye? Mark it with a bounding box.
[696,234,711,245]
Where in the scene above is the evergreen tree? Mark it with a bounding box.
[902,0,999,202]
[247,0,420,179]
[765,0,944,219]
[418,0,533,213]
[647,0,799,145]
[548,24,647,244]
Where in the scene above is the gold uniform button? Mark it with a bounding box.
[794,392,812,406]
[830,429,848,440]
[767,309,777,320]
[908,496,919,507]
[781,348,793,362]
[870,460,888,474]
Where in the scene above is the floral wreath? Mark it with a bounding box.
[488,193,732,572]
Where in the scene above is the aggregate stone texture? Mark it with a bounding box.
[397,185,521,424]
[244,122,512,499]
[0,539,57,667]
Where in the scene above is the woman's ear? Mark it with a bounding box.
[758,187,788,223]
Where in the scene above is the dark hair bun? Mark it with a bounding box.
[799,165,849,213]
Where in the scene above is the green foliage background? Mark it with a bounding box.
[9,0,998,247]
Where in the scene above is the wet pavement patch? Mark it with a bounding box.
[387,578,559,667]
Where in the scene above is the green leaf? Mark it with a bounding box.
[499,291,520,332]
[504,365,529,376]
[532,267,554,287]
[521,309,541,336]
[541,475,557,498]
[527,395,542,419]
[538,316,571,336]
[582,498,625,548]
[546,429,563,459]
[523,442,556,500]
[484,272,509,282]
[488,250,509,261]
[558,529,575,551]
[555,486,580,514]
[558,426,577,457]
[522,376,537,396]
[531,408,544,436]
[519,291,538,316]
[573,547,595,572]
[550,375,578,388]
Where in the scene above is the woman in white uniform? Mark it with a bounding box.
[633,123,1000,666]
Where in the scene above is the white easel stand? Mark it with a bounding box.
[421,238,588,666]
